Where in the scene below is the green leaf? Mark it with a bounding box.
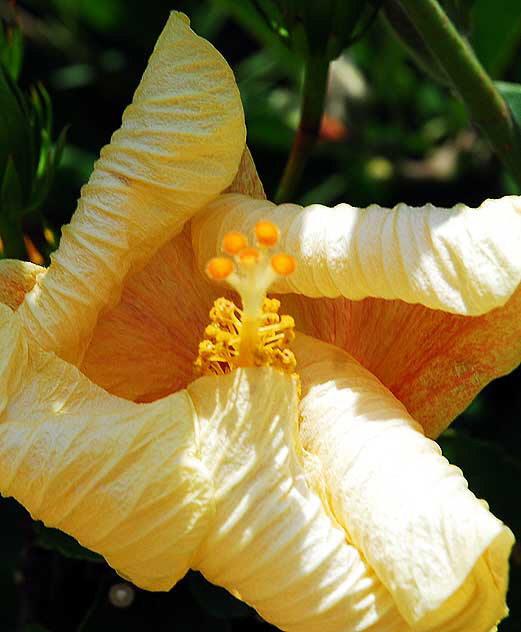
[27,124,68,216]
[53,124,69,168]
[0,155,28,259]
[0,63,65,225]
[34,522,105,563]
[0,155,23,216]
[188,571,253,620]
[381,0,452,87]
[34,82,53,138]
[0,20,23,81]
[251,0,287,37]
[496,81,521,129]
[471,0,521,76]
[0,67,33,194]
[440,0,475,34]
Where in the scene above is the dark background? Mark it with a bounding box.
[0,0,520,630]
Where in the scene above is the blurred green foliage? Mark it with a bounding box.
[0,0,521,630]
[0,17,65,261]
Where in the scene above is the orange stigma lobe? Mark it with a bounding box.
[223,231,248,255]
[238,247,260,263]
[206,257,234,280]
[255,220,279,247]
[271,253,295,276]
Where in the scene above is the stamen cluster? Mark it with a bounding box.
[195,220,297,376]
[195,297,296,376]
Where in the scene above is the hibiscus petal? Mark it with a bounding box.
[80,227,220,401]
[189,367,411,631]
[193,193,521,315]
[18,12,245,364]
[282,288,521,437]
[0,304,213,591]
[295,334,514,631]
[0,259,42,310]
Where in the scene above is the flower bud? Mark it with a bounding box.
[265,0,374,61]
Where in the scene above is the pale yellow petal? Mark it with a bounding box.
[0,303,213,591]
[0,259,42,310]
[18,12,245,364]
[295,334,514,631]
[193,193,521,315]
[189,367,411,632]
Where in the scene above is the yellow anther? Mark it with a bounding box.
[255,220,279,247]
[271,253,296,276]
[206,257,234,280]
[195,297,296,377]
[223,231,248,255]
[210,298,239,324]
[263,297,280,312]
[238,247,260,263]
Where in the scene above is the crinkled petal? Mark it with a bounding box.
[0,303,213,591]
[193,193,521,315]
[189,367,410,632]
[18,12,245,364]
[0,259,42,310]
[295,334,514,631]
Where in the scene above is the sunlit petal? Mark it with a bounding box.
[0,304,213,591]
[295,334,514,631]
[18,12,246,364]
[193,193,521,315]
[189,367,410,631]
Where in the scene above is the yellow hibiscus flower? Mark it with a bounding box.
[1,11,519,632]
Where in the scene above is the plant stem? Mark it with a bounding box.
[397,0,521,188]
[275,55,330,203]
